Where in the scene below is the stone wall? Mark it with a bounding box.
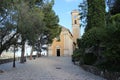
[81,65,120,80]
[0,58,13,64]
[0,58,19,64]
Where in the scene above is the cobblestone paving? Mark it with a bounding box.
[0,57,106,80]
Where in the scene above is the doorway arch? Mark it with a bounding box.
[56,49,60,57]
[56,46,60,57]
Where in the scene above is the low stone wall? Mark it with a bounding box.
[81,65,120,80]
[0,58,13,64]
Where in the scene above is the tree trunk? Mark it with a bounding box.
[20,41,25,63]
[13,46,16,67]
[29,46,34,60]
[0,50,3,56]
[46,44,48,56]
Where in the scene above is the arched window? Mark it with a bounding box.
[74,20,77,24]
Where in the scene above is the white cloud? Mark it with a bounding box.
[65,0,78,2]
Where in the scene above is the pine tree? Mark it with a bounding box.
[85,0,106,31]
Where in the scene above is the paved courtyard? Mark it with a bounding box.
[0,57,106,80]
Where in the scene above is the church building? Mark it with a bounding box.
[48,10,80,56]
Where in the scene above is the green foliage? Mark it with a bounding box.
[94,14,120,72]
[24,7,44,45]
[83,53,97,65]
[0,0,59,61]
[42,0,59,43]
[72,49,81,62]
[14,0,45,44]
[102,14,120,66]
[82,27,106,48]
[0,0,13,13]
[81,13,120,71]
[0,0,19,55]
[78,0,120,72]
[48,25,61,42]
[86,0,106,31]
[77,39,82,49]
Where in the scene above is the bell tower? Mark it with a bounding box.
[71,10,80,44]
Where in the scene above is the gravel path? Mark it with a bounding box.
[0,57,106,80]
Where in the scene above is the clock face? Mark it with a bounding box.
[74,15,77,19]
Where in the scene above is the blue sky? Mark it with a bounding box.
[53,0,84,35]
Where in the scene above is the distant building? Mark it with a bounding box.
[0,51,14,59]
[48,10,80,56]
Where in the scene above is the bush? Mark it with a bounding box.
[83,53,97,65]
[72,49,81,62]
[96,60,120,72]
[72,53,81,62]
[82,27,106,48]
